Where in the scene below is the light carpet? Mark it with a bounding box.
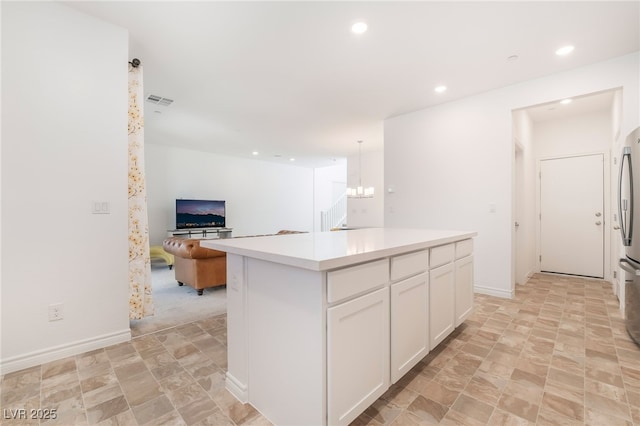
[130,261,227,337]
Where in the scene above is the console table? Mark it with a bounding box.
[202,228,476,426]
[166,227,232,239]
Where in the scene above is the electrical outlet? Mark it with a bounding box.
[48,303,64,321]
[230,274,239,291]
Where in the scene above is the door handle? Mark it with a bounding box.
[595,212,602,217]
[619,146,634,246]
[620,258,640,276]
[596,221,602,225]
[614,225,621,230]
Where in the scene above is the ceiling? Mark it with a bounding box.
[65,1,639,167]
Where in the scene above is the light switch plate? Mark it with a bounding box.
[92,201,110,214]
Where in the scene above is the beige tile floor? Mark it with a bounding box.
[1,273,639,425]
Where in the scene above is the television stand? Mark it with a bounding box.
[167,228,232,239]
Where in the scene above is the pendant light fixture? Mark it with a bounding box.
[346,140,374,198]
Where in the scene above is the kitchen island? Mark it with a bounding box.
[202,228,476,426]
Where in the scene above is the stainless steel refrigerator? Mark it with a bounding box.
[618,126,640,344]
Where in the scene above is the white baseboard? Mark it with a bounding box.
[0,329,131,376]
[474,284,514,299]
[226,372,248,403]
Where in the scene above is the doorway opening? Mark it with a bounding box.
[511,88,621,284]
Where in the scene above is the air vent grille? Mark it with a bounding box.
[146,94,174,106]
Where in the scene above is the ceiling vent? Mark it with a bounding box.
[146,94,174,106]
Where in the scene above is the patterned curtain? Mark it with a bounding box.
[128,63,154,319]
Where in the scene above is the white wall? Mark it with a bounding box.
[1,2,130,373]
[347,149,384,228]
[145,144,316,244]
[385,53,639,298]
[534,110,612,159]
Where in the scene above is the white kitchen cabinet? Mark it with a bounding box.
[429,262,455,350]
[391,272,429,383]
[327,287,390,426]
[455,255,474,326]
[204,229,476,426]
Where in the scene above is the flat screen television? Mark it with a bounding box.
[176,199,226,229]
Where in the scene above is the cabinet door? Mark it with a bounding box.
[391,273,429,383]
[455,255,474,327]
[327,288,390,426]
[429,263,455,350]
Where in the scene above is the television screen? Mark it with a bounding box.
[176,199,226,229]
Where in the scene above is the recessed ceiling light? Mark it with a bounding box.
[555,45,574,56]
[252,151,259,156]
[289,158,296,162]
[560,98,572,105]
[351,22,368,34]
[434,85,447,93]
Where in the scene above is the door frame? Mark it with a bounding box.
[513,138,527,287]
[535,151,611,280]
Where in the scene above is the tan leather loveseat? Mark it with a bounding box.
[163,230,304,295]
[162,238,227,295]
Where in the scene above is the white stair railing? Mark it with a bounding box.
[320,193,347,231]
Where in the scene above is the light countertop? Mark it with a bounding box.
[201,228,476,271]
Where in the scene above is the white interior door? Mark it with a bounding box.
[540,154,604,278]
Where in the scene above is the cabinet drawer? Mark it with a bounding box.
[455,239,473,259]
[327,259,389,304]
[391,250,429,282]
[430,244,455,268]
